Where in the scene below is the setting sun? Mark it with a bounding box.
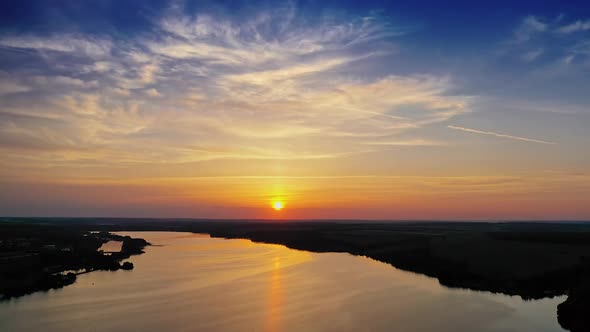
[272,201,284,211]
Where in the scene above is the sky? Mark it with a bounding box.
[1,0,589,220]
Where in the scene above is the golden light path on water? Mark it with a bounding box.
[266,256,283,332]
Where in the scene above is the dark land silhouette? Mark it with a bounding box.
[1,218,590,331]
[0,222,149,299]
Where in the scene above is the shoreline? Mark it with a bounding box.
[3,219,590,331]
[0,225,149,300]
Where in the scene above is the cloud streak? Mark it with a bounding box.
[557,20,590,34]
[448,125,556,145]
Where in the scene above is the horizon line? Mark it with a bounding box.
[1,216,589,223]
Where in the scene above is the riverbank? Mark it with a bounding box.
[0,222,149,300]
[2,218,590,331]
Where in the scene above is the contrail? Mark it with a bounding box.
[448,125,556,145]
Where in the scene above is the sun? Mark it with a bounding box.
[272,201,284,211]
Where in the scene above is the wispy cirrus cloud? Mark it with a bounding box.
[513,15,548,42]
[0,35,112,58]
[507,15,590,65]
[365,139,447,146]
[0,4,468,167]
[556,20,590,34]
[448,125,556,145]
[0,80,31,95]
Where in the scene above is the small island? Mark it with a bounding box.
[0,222,149,300]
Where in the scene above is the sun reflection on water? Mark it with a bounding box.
[265,256,283,332]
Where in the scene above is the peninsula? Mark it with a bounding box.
[0,221,149,300]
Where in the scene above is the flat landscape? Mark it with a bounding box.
[2,218,589,331]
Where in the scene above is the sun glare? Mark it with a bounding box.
[273,201,284,211]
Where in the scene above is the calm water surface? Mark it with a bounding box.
[98,240,122,252]
[0,232,566,331]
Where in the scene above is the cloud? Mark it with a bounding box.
[0,3,469,168]
[223,57,355,85]
[145,88,160,97]
[447,125,556,145]
[557,20,590,33]
[513,16,547,42]
[151,8,402,67]
[0,35,112,58]
[0,81,30,95]
[140,64,158,84]
[521,48,544,62]
[570,40,590,57]
[365,139,446,146]
[501,15,590,75]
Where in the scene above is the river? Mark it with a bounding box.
[0,232,566,331]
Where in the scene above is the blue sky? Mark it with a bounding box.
[1,0,589,219]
